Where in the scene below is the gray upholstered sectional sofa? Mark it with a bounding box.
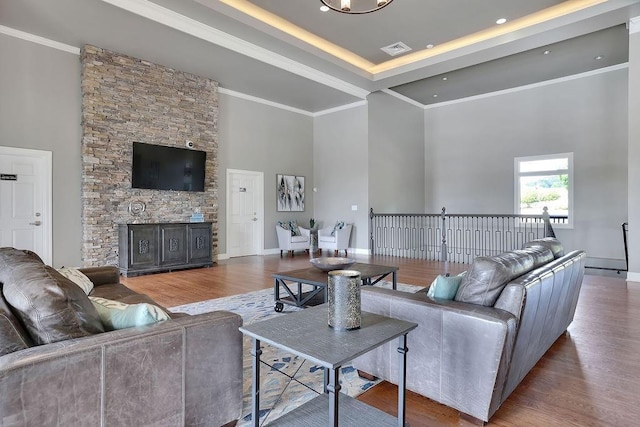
[0,247,242,426]
[353,238,586,423]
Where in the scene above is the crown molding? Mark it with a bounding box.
[424,63,628,109]
[313,100,368,117]
[381,89,427,109]
[100,0,370,100]
[0,25,80,55]
[218,87,313,116]
[630,16,640,34]
[219,87,367,117]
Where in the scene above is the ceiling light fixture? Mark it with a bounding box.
[543,50,551,55]
[594,55,604,60]
[380,41,412,56]
[320,5,330,12]
[319,0,394,14]
[496,18,507,24]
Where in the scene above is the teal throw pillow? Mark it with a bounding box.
[89,296,170,331]
[427,271,467,300]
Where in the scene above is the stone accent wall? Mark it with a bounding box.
[80,45,218,266]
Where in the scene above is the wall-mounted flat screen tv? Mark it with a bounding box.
[132,142,206,192]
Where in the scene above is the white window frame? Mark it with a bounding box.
[514,152,573,229]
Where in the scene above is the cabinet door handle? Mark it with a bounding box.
[29,221,42,226]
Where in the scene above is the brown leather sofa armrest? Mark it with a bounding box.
[0,311,243,426]
[79,266,120,286]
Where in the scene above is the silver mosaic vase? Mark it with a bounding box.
[327,270,361,331]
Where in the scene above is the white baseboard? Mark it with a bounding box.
[216,253,229,261]
[626,272,640,284]
[350,247,370,255]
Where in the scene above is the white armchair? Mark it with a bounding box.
[276,224,310,257]
[318,223,352,257]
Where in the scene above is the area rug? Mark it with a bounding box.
[169,281,422,426]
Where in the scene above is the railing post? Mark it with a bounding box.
[441,207,448,261]
[542,206,556,238]
[623,222,629,272]
[370,208,375,255]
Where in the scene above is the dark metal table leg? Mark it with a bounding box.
[251,338,262,427]
[392,270,398,290]
[323,367,329,393]
[326,367,341,426]
[397,334,409,427]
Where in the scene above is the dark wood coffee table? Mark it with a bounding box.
[272,262,398,312]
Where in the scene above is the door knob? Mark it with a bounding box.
[30,221,42,226]
[252,218,258,222]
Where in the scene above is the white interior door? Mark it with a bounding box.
[0,146,52,264]
[227,169,264,257]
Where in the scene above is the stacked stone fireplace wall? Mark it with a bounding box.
[80,45,218,266]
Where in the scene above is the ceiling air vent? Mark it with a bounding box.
[381,41,412,57]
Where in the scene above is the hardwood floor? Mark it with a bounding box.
[122,254,640,426]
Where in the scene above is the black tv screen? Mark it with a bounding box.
[132,142,206,192]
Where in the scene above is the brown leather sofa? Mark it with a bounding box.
[0,247,242,426]
[353,238,586,423]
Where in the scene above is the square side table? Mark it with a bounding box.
[240,304,417,426]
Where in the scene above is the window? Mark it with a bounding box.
[515,153,572,227]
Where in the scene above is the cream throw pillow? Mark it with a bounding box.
[89,296,170,330]
[57,267,94,295]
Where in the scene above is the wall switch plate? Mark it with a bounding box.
[351,205,358,211]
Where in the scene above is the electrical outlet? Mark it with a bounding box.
[351,205,358,211]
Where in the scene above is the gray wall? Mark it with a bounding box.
[0,34,82,267]
[425,69,629,265]
[368,92,426,213]
[313,104,369,250]
[4,32,631,268]
[1,34,317,262]
[312,91,426,252]
[629,31,640,277]
[218,93,314,254]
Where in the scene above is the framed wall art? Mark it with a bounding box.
[277,174,305,212]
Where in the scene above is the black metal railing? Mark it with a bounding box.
[370,207,567,264]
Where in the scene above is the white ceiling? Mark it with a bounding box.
[1,0,639,113]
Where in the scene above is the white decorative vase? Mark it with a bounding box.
[327,270,361,331]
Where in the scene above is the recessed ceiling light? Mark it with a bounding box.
[595,55,604,60]
[496,18,507,24]
[543,50,551,55]
[320,5,329,12]
[442,77,448,81]
[426,44,435,49]
[433,94,438,98]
